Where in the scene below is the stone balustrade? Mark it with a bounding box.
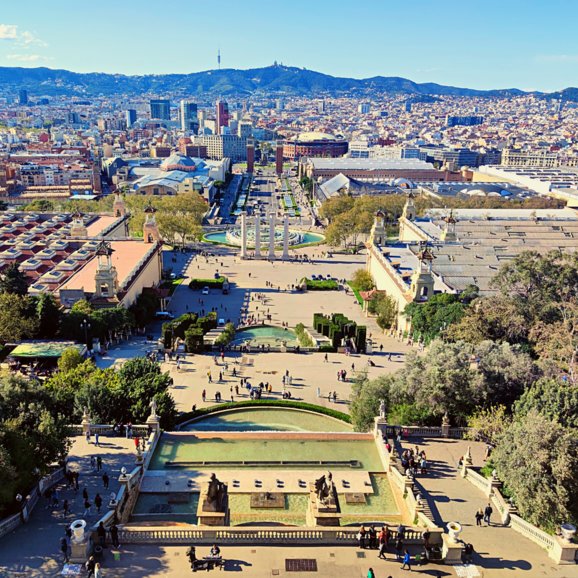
[509,514,556,551]
[118,525,432,546]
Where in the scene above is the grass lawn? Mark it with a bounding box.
[347,282,364,306]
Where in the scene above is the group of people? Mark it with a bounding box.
[400,446,428,477]
[358,524,414,571]
[186,544,223,572]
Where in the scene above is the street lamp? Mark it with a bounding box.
[80,318,92,351]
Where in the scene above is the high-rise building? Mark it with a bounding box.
[126,109,137,128]
[276,98,285,111]
[358,102,371,114]
[238,121,253,138]
[405,101,412,113]
[318,100,326,113]
[150,99,171,121]
[19,89,28,105]
[180,100,199,133]
[216,99,229,135]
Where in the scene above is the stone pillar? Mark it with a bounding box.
[240,211,248,259]
[254,215,261,259]
[282,213,290,260]
[268,212,276,260]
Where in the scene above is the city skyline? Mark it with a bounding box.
[0,0,577,92]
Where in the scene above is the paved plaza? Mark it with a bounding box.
[1,245,576,577]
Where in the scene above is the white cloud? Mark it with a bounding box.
[20,30,47,47]
[6,54,42,62]
[0,24,47,47]
[0,24,18,39]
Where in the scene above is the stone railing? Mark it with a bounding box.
[463,467,492,495]
[0,467,65,540]
[509,514,556,551]
[118,525,432,546]
[462,464,578,564]
[389,465,407,493]
[0,512,21,540]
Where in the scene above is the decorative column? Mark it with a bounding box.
[254,215,261,259]
[268,212,276,260]
[282,213,290,260]
[240,211,248,259]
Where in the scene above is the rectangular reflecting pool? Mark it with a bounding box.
[150,433,385,472]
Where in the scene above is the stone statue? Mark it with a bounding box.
[149,397,158,419]
[314,471,335,504]
[207,473,224,504]
[379,399,386,419]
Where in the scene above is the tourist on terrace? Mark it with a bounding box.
[210,544,221,557]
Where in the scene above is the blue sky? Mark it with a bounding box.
[0,0,576,91]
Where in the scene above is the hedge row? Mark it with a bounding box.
[177,399,351,426]
[306,279,339,291]
[189,277,226,290]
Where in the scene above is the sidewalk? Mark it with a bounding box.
[400,437,578,578]
[0,437,138,577]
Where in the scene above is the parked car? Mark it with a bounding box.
[202,286,210,295]
[155,311,174,320]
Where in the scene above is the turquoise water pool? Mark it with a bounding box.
[182,407,352,432]
[231,325,298,347]
[204,230,324,248]
[150,434,384,471]
[132,492,200,523]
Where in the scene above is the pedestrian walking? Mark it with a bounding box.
[94,432,100,447]
[95,493,102,514]
[401,549,412,571]
[102,472,109,489]
[94,562,103,578]
[367,569,375,578]
[96,521,106,546]
[395,537,403,561]
[60,536,69,563]
[83,498,91,517]
[475,508,483,526]
[110,523,120,548]
[96,456,102,471]
[484,503,493,526]
[63,499,69,517]
[83,488,89,501]
[357,525,367,549]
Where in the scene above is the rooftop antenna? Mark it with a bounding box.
[218,48,221,70]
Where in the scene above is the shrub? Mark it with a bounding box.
[189,277,226,290]
[306,279,339,291]
[295,323,314,347]
[177,399,351,426]
[184,327,204,353]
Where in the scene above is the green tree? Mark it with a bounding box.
[0,294,38,343]
[36,293,61,338]
[350,269,375,292]
[368,293,397,330]
[492,410,578,531]
[466,405,511,445]
[350,374,392,432]
[447,295,528,345]
[515,378,578,429]
[404,293,467,343]
[0,263,29,296]
[58,347,85,373]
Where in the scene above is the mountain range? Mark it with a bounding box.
[0,64,574,100]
